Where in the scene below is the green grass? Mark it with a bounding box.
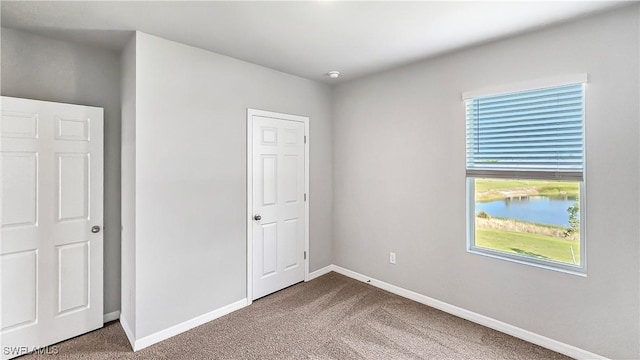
[475,179,579,202]
[476,228,580,265]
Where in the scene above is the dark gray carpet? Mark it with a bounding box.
[22,272,569,359]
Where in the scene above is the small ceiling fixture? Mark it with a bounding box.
[327,71,340,79]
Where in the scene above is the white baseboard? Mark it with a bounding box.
[131,298,248,351]
[119,315,136,350]
[103,310,120,323]
[331,265,606,360]
[307,264,333,281]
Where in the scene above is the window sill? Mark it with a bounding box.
[468,247,587,277]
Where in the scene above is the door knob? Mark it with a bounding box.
[253,214,262,221]
[91,225,101,233]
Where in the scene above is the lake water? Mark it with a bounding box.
[476,196,577,227]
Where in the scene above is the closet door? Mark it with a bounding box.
[1,97,104,359]
[249,110,308,300]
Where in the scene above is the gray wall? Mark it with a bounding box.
[1,27,122,316]
[332,6,639,359]
[4,6,638,356]
[127,32,333,338]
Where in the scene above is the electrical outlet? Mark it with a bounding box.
[389,252,396,264]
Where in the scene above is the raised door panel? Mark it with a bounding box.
[56,153,90,222]
[262,156,277,206]
[1,250,38,332]
[56,242,90,315]
[1,112,38,139]
[261,126,277,145]
[1,152,38,229]
[55,116,89,141]
[281,219,298,270]
[261,223,278,278]
[282,156,298,204]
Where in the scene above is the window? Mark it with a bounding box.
[465,79,586,273]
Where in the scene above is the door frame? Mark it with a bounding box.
[246,108,310,304]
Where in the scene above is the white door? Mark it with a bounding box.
[249,110,307,300]
[0,97,103,359]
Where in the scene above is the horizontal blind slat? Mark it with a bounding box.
[467,121,582,133]
[472,85,582,105]
[467,109,583,123]
[467,99,583,116]
[465,143,582,150]
[466,169,583,181]
[468,93,583,113]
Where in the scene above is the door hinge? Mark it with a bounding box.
[304,193,307,201]
[304,251,307,260]
[304,135,307,144]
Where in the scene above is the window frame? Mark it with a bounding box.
[466,178,586,276]
[464,76,587,276]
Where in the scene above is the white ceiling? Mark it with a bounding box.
[1,1,628,83]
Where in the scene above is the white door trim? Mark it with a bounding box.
[246,109,309,304]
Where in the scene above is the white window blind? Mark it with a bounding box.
[465,83,585,181]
